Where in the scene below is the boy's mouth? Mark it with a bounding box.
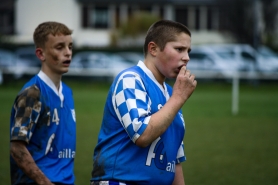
[63,60,71,64]
[178,65,186,71]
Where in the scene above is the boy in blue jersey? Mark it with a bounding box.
[10,21,76,185]
[91,20,197,185]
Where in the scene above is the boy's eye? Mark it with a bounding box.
[176,48,183,52]
[56,45,63,50]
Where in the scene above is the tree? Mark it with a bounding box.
[217,0,256,45]
[261,0,278,49]
[217,0,278,49]
[110,11,160,47]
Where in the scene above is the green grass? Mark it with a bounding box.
[1,79,278,185]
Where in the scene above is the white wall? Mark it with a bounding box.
[191,31,235,45]
[15,0,80,43]
[12,0,232,47]
[74,29,111,47]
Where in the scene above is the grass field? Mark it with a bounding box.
[0,78,277,185]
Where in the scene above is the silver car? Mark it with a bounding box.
[69,51,133,79]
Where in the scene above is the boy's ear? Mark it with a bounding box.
[148,42,158,56]
[35,48,45,61]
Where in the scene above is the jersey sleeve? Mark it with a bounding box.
[10,85,41,143]
[176,141,186,163]
[112,72,151,143]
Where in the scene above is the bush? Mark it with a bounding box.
[110,11,160,47]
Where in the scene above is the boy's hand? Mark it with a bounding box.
[173,66,197,103]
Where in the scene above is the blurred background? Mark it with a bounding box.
[0,0,278,82]
[0,0,277,185]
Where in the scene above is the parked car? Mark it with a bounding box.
[69,51,133,79]
[11,46,41,78]
[0,49,15,70]
[10,46,41,78]
[206,43,278,75]
[0,49,10,83]
[15,46,41,68]
[116,51,144,65]
[204,44,257,72]
[257,46,278,73]
[0,48,38,79]
[188,45,237,78]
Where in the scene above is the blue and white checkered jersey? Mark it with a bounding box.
[10,71,76,185]
[92,61,186,185]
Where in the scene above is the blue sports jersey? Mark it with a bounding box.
[91,61,186,185]
[10,71,76,185]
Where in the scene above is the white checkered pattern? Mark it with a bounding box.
[112,72,151,143]
[91,180,129,185]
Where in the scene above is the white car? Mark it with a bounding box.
[205,44,278,75]
[0,49,15,70]
[0,48,40,79]
[69,51,133,79]
[15,46,41,67]
[116,52,144,65]
[257,46,278,73]
[188,45,237,78]
[203,44,257,72]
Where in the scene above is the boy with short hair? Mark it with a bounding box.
[10,21,76,185]
[91,20,197,185]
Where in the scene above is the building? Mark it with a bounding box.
[0,0,14,36]
[2,0,235,48]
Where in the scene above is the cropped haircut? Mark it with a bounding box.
[143,20,191,56]
[33,21,73,48]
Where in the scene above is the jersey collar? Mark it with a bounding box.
[137,61,169,100]
[38,70,64,105]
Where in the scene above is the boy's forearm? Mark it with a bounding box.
[136,96,182,147]
[10,141,53,185]
[172,163,185,185]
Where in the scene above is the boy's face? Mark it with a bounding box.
[40,33,73,75]
[155,32,191,79]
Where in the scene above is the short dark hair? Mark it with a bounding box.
[33,21,73,48]
[143,20,191,56]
